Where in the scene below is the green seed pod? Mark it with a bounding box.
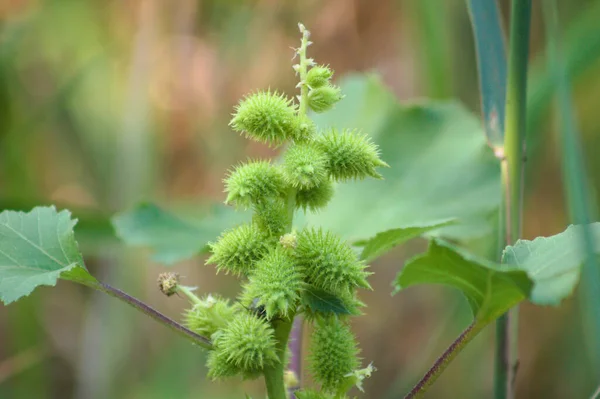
[283,143,329,189]
[296,179,334,213]
[307,85,343,113]
[230,90,298,146]
[241,247,305,319]
[206,347,242,380]
[206,223,272,276]
[184,294,236,339]
[306,65,334,88]
[316,128,389,181]
[224,160,287,208]
[309,317,360,393]
[295,228,371,294]
[295,389,334,399]
[252,197,288,238]
[209,313,279,377]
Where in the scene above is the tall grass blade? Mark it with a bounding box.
[466,0,507,147]
[542,0,600,373]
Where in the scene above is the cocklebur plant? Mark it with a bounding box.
[172,23,386,399]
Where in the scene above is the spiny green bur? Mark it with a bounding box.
[180,23,387,398]
[309,318,360,394]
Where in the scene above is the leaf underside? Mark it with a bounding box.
[503,223,600,305]
[395,223,600,328]
[395,239,531,325]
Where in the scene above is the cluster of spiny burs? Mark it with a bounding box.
[177,25,385,399]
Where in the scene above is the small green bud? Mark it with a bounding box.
[224,160,286,208]
[316,128,388,181]
[296,179,334,213]
[309,317,360,393]
[252,197,288,238]
[293,115,317,142]
[283,143,329,189]
[279,233,297,249]
[207,313,279,378]
[241,247,305,319]
[157,272,179,296]
[295,228,371,295]
[307,85,343,113]
[306,65,334,88]
[206,223,272,276]
[230,90,298,146]
[184,294,236,339]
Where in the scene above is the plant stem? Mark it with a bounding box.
[177,285,203,305]
[81,280,212,350]
[297,23,311,118]
[266,24,312,399]
[404,322,482,399]
[542,0,600,372]
[288,317,303,394]
[496,1,531,398]
[264,318,295,399]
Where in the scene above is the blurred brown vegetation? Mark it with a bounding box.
[1,0,600,398]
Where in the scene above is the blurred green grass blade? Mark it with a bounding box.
[496,1,531,397]
[411,0,454,98]
[542,0,600,371]
[528,0,600,143]
[466,0,507,147]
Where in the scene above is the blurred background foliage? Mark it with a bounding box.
[1,0,600,398]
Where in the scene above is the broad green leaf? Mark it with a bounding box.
[112,202,250,264]
[395,240,531,324]
[355,219,455,262]
[503,223,600,306]
[0,206,95,304]
[302,75,500,259]
[302,287,354,316]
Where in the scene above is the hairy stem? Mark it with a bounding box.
[268,23,312,399]
[404,322,483,399]
[297,23,311,118]
[177,285,203,305]
[496,1,531,398]
[81,280,212,350]
[264,318,295,399]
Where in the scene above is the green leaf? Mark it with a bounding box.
[0,206,95,304]
[112,202,250,265]
[303,75,500,259]
[302,287,354,316]
[355,219,455,262]
[503,223,600,306]
[395,240,531,324]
